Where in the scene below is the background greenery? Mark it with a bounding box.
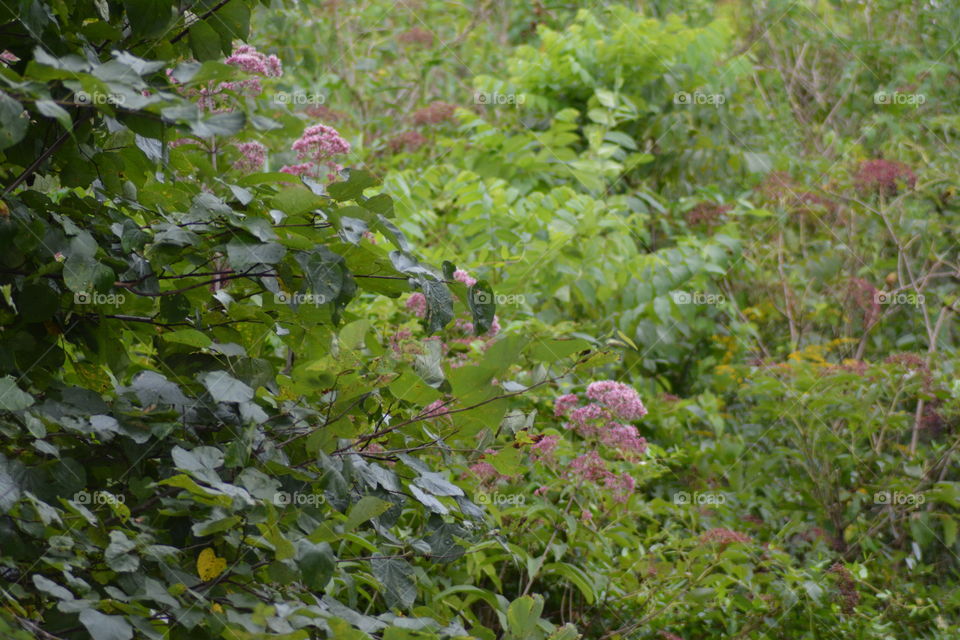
[1,0,959,638]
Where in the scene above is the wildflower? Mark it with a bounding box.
[569,451,611,483]
[292,124,351,162]
[827,562,860,613]
[225,44,283,78]
[405,292,427,318]
[580,509,593,523]
[398,27,434,47]
[531,434,560,460]
[453,269,477,287]
[605,472,636,503]
[233,141,267,173]
[422,399,448,418]
[412,101,457,126]
[387,131,428,153]
[599,423,647,454]
[855,159,916,196]
[279,162,313,176]
[586,381,647,420]
[534,486,549,497]
[1,51,20,63]
[554,393,580,417]
[699,527,751,546]
[568,403,606,434]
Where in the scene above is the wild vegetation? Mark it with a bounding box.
[1,1,959,638]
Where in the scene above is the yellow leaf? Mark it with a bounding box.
[197,547,227,581]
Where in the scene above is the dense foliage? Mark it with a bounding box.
[1,1,959,639]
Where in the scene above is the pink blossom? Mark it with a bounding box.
[468,461,500,482]
[554,394,580,417]
[389,328,413,355]
[455,317,475,334]
[234,141,266,173]
[531,434,560,460]
[580,509,593,523]
[0,50,20,64]
[279,163,313,176]
[453,269,477,287]
[700,528,752,546]
[586,381,647,420]
[534,486,549,497]
[604,472,636,503]
[225,44,283,78]
[568,403,607,434]
[569,451,611,483]
[406,292,427,318]
[487,315,501,337]
[292,124,351,161]
[422,399,447,418]
[599,423,647,455]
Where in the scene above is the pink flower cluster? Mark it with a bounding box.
[585,381,648,420]
[554,382,648,455]
[225,44,283,78]
[233,141,267,173]
[280,124,351,181]
[405,292,427,318]
[699,527,752,546]
[569,452,636,503]
[453,269,477,287]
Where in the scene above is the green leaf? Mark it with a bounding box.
[188,20,222,61]
[226,240,286,270]
[506,595,544,637]
[32,575,74,601]
[488,447,523,477]
[78,609,133,640]
[0,376,34,411]
[298,540,335,590]
[162,329,212,348]
[328,169,377,201]
[344,496,393,532]
[35,99,72,131]
[467,281,496,335]
[528,337,591,362]
[199,371,254,403]
[371,556,416,610]
[209,0,251,52]
[420,276,453,334]
[122,0,172,38]
[0,92,28,150]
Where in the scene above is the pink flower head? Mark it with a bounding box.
[468,461,500,482]
[225,44,283,78]
[234,141,267,173]
[569,451,611,483]
[700,528,752,546]
[568,403,607,434]
[454,317,475,334]
[0,50,20,64]
[487,315,501,337]
[600,423,647,455]
[554,393,580,417]
[531,434,560,460]
[423,399,448,418]
[279,162,313,176]
[586,381,647,421]
[405,292,427,318]
[292,124,351,161]
[580,509,593,523]
[534,486,549,497]
[453,269,477,287]
[605,472,636,503]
